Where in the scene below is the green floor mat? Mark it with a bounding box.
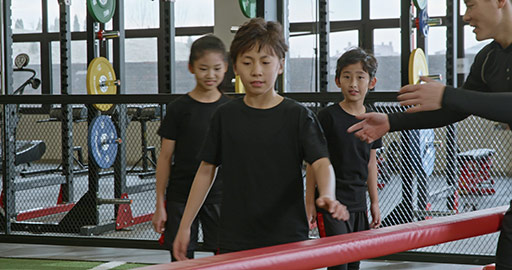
[0,258,150,270]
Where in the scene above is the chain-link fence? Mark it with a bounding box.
[1,96,509,257]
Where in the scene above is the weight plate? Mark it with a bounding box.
[88,115,118,169]
[408,48,428,85]
[409,129,436,176]
[239,0,257,18]
[87,0,116,24]
[419,129,435,176]
[14,53,30,69]
[86,57,116,112]
[412,0,427,10]
[418,9,429,37]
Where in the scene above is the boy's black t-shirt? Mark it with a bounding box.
[200,97,329,251]
[318,104,382,212]
[157,94,230,204]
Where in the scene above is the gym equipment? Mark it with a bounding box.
[87,0,116,24]
[412,0,427,10]
[381,48,444,227]
[97,30,120,41]
[413,9,442,37]
[1,53,45,170]
[22,107,89,177]
[239,0,257,18]
[407,48,440,176]
[126,106,160,178]
[408,48,441,85]
[144,206,507,270]
[0,141,46,172]
[13,54,41,95]
[88,115,121,169]
[86,57,120,112]
[47,106,87,123]
[234,75,245,93]
[457,149,496,196]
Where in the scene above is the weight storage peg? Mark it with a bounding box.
[97,30,120,41]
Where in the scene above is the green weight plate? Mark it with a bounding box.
[239,0,257,18]
[87,0,116,24]
[412,0,427,10]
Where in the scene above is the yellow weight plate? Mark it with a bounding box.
[86,57,116,111]
[408,48,429,85]
[235,75,245,93]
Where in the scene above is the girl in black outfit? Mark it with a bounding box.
[152,35,230,261]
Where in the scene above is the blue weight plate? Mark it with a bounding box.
[418,9,429,37]
[88,115,118,169]
[419,129,435,176]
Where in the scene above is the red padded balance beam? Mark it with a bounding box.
[139,206,507,270]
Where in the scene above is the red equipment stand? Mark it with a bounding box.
[457,149,496,196]
[0,183,74,222]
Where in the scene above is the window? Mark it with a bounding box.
[289,0,317,23]
[288,34,316,92]
[330,1,361,21]
[71,0,87,32]
[329,30,359,92]
[71,41,88,94]
[125,0,159,29]
[125,38,158,94]
[427,26,447,84]
[175,0,214,27]
[370,0,399,19]
[12,0,42,33]
[373,28,400,91]
[428,0,446,17]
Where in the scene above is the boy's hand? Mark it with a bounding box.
[173,227,191,261]
[306,202,317,227]
[152,206,167,234]
[347,113,389,144]
[369,203,381,229]
[398,76,445,113]
[316,196,349,221]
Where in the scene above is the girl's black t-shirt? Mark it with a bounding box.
[157,94,230,204]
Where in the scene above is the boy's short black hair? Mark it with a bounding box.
[335,47,378,80]
[230,17,288,64]
[189,34,228,66]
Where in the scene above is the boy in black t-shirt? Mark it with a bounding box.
[173,18,349,260]
[152,35,230,261]
[307,48,382,270]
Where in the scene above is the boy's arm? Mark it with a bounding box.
[310,157,349,221]
[305,164,317,226]
[367,149,381,228]
[173,161,218,261]
[152,138,175,234]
